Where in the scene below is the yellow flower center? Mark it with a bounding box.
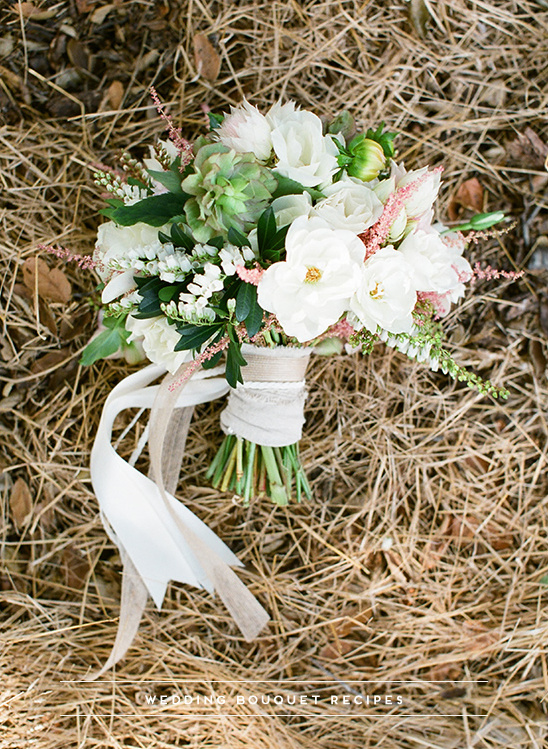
[369,281,384,299]
[304,266,323,284]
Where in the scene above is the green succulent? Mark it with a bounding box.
[182,143,277,242]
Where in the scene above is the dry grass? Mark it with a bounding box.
[1,0,548,747]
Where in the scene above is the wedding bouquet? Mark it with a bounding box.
[80,93,513,507]
[42,93,522,672]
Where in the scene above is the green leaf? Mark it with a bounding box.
[227,226,251,248]
[201,350,223,369]
[257,207,277,254]
[174,324,223,351]
[208,112,224,130]
[272,173,325,200]
[104,198,125,208]
[109,193,188,227]
[147,169,184,194]
[268,224,290,253]
[226,341,246,387]
[80,326,127,366]
[235,282,257,323]
[207,235,224,251]
[158,285,181,303]
[170,224,194,251]
[245,297,264,338]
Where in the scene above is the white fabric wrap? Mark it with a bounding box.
[220,344,311,447]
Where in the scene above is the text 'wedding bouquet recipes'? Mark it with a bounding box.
[44,94,521,671]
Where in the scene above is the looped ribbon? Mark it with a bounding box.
[86,362,270,679]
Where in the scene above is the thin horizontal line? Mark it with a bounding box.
[60,680,488,684]
[59,714,487,718]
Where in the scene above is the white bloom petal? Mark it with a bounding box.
[313,177,383,233]
[125,315,191,374]
[257,216,364,342]
[349,246,417,334]
[101,270,135,303]
[271,193,313,228]
[398,229,472,294]
[94,221,168,281]
[216,99,272,161]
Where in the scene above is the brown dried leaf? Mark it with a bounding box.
[335,607,373,637]
[506,127,548,169]
[463,622,500,653]
[448,177,484,221]
[423,515,452,570]
[59,308,92,341]
[16,2,57,20]
[528,339,547,379]
[67,39,90,71]
[10,477,32,528]
[462,454,490,474]
[450,516,514,551]
[540,297,548,338]
[193,33,221,81]
[30,349,69,375]
[62,545,90,590]
[22,257,72,304]
[76,0,97,13]
[319,639,356,660]
[38,298,57,336]
[409,0,430,38]
[107,80,124,110]
[90,3,115,24]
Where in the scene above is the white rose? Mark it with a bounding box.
[257,216,364,342]
[348,246,417,334]
[398,229,472,294]
[267,102,339,188]
[313,177,383,233]
[125,315,191,375]
[94,221,166,281]
[215,99,272,161]
[271,193,313,228]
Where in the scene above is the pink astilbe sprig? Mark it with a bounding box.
[359,166,444,259]
[149,87,193,168]
[168,336,231,392]
[236,264,265,286]
[471,263,524,282]
[39,244,98,271]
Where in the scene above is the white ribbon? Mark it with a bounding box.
[89,363,270,675]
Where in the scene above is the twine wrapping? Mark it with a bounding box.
[220,344,311,447]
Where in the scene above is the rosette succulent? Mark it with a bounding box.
[182,143,277,242]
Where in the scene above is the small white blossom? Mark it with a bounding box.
[143,139,180,171]
[95,221,169,281]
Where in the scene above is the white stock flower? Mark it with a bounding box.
[257,216,364,342]
[219,244,256,275]
[94,221,167,281]
[349,246,417,334]
[267,101,339,188]
[313,177,383,233]
[398,229,472,295]
[125,315,191,374]
[216,99,272,161]
[271,193,313,228]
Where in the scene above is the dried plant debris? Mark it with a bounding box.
[0,1,547,748]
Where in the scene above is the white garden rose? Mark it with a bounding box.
[398,229,472,294]
[216,99,272,161]
[257,216,364,342]
[94,221,167,281]
[313,176,383,233]
[349,246,417,334]
[271,193,313,228]
[267,101,339,188]
[125,315,192,375]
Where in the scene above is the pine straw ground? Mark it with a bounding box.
[1,0,548,747]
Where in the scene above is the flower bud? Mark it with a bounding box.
[347,138,386,182]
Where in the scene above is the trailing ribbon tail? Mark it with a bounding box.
[88,364,270,676]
